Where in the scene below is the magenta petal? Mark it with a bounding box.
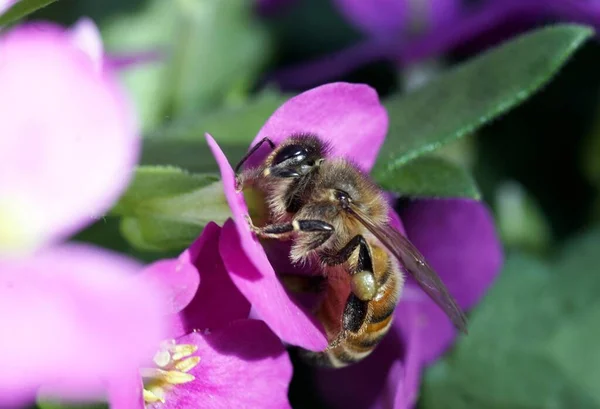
[207,132,326,350]
[400,198,503,310]
[164,320,292,409]
[107,374,145,409]
[220,220,327,351]
[0,24,138,252]
[141,253,201,316]
[0,244,167,400]
[249,82,388,171]
[401,285,456,366]
[176,222,251,335]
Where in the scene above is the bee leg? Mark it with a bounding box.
[342,294,369,333]
[234,137,275,174]
[246,216,334,241]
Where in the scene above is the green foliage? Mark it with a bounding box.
[102,0,271,130]
[0,0,56,26]
[374,24,593,180]
[422,228,600,409]
[141,91,289,173]
[374,155,480,199]
[111,166,231,251]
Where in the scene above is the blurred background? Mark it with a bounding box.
[20,0,600,408]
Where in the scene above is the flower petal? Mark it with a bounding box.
[397,199,502,362]
[207,133,326,350]
[161,319,292,409]
[249,82,388,171]
[0,244,167,402]
[400,198,503,310]
[176,222,251,335]
[141,251,201,317]
[0,23,138,254]
[220,220,327,351]
[68,17,104,73]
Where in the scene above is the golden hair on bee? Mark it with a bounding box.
[235,134,467,367]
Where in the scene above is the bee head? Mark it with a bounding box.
[268,135,326,178]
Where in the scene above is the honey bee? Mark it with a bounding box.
[235,134,467,367]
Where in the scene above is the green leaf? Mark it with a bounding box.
[421,228,600,409]
[0,0,56,26]
[141,91,289,173]
[37,400,107,409]
[374,156,480,199]
[374,24,593,180]
[112,166,231,251]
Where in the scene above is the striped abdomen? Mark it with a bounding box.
[303,242,404,368]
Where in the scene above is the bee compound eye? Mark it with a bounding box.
[272,144,308,165]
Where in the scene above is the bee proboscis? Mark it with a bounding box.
[235,134,467,367]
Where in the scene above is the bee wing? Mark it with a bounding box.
[347,205,468,333]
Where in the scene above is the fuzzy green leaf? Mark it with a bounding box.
[112,166,231,251]
[0,0,56,26]
[374,156,480,199]
[374,24,593,180]
[422,228,600,409]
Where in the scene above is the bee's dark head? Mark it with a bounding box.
[268,134,327,178]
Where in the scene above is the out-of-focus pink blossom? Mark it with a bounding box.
[111,223,292,409]
[0,20,168,405]
[0,245,168,405]
[0,22,137,254]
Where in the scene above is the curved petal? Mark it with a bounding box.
[249,82,388,171]
[0,244,168,401]
[0,23,138,254]
[400,198,503,310]
[206,134,326,350]
[220,220,327,351]
[394,199,502,363]
[175,222,251,335]
[68,17,104,73]
[162,320,292,409]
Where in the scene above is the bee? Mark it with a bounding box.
[235,134,467,367]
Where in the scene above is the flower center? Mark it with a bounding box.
[0,197,41,256]
[141,339,200,405]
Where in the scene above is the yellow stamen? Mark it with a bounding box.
[161,370,195,384]
[174,356,201,373]
[143,389,165,404]
[170,344,198,361]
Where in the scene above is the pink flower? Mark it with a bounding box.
[205,82,502,407]
[111,223,293,409]
[0,21,168,405]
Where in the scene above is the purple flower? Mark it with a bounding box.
[0,21,168,405]
[271,0,600,90]
[205,82,503,407]
[111,223,293,409]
